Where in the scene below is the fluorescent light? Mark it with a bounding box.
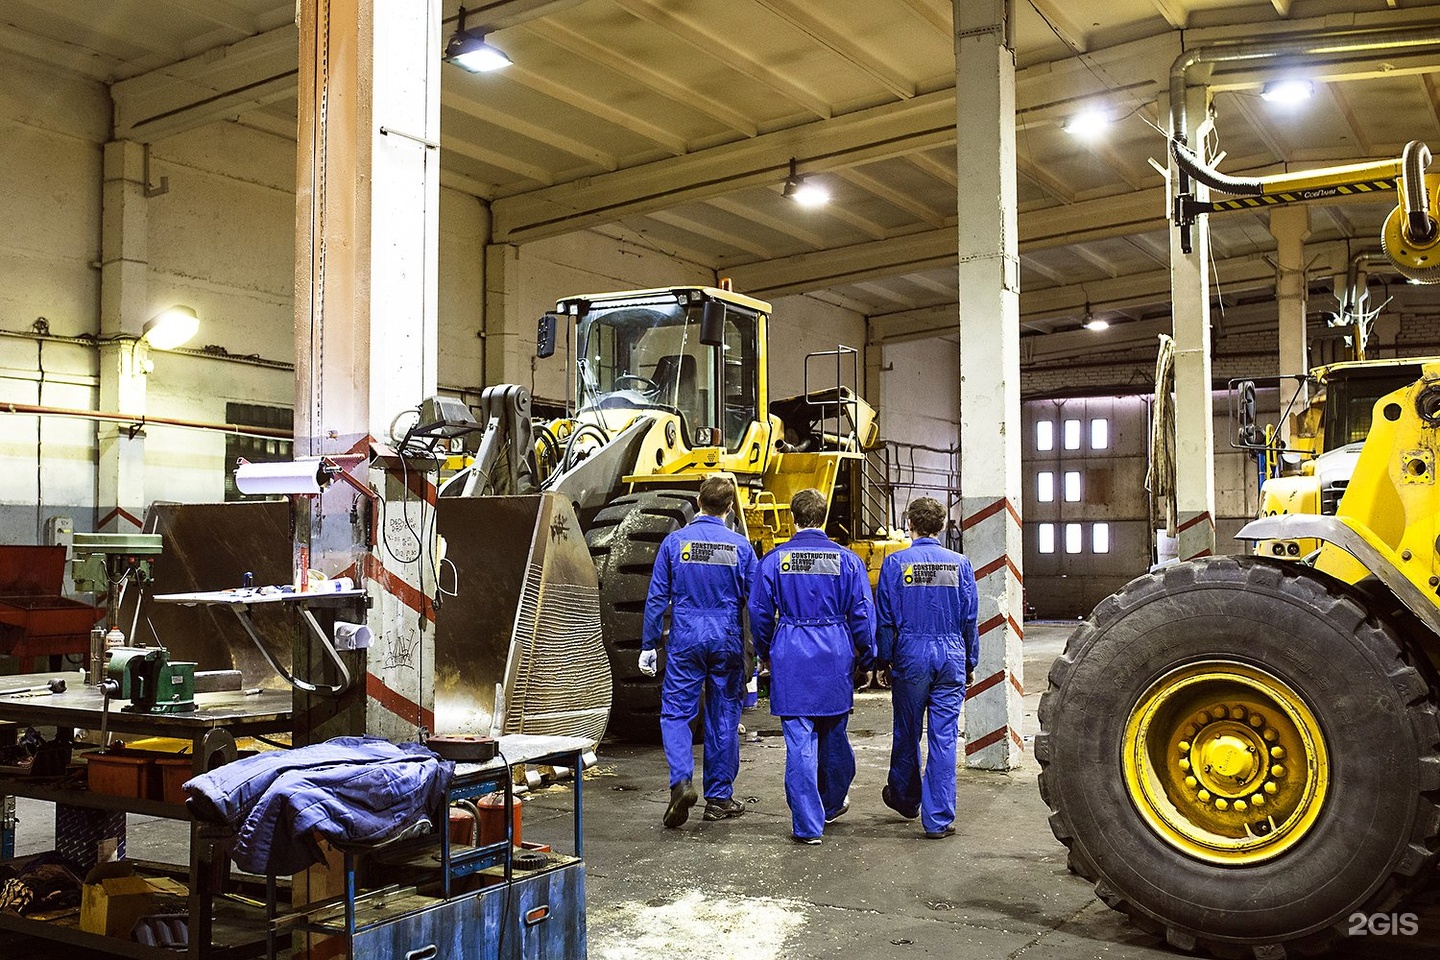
[142,305,199,350]
[445,33,511,72]
[1063,109,1110,139]
[1260,79,1313,105]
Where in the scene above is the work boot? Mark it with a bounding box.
[790,834,822,845]
[664,778,698,828]
[703,797,746,821]
[882,784,919,821]
[923,824,957,840]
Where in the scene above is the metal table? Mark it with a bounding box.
[0,669,294,959]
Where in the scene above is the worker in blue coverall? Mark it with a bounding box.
[747,488,875,845]
[641,476,759,828]
[875,496,979,839]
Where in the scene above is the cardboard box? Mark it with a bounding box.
[80,862,185,938]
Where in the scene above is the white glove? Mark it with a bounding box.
[638,649,658,677]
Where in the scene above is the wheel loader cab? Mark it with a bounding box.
[567,290,765,457]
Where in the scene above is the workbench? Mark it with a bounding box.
[274,733,591,960]
[0,669,293,959]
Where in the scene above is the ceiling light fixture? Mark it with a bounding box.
[782,158,830,208]
[1063,109,1110,139]
[1082,301,1108,331]
[142,305,199,350]
[445,6,512,73]
[1260,79,1314,105]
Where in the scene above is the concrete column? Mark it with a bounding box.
[955,0,1024,771]
[1269,206,1311,442]
[293,0,442,751]
[1169,87,1217,560]
[96,141,150,532]
[483,242,529,388]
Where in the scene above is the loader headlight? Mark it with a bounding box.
[1272,544,1285,556]
[1287,543,1300,556]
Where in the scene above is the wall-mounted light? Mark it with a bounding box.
[445,6,512,73]
[782,158,829,208]
[1063,109,1110,139]
[1260,79,1314,105]
[142,305,199,350]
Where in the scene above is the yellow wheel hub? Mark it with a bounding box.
[1123,661,1328,864]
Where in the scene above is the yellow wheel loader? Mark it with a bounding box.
[1040,141,1440,956]
[441,285,903,739]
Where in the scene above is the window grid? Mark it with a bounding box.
[1037,471,1055,503]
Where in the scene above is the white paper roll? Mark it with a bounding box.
[235,459,327,495]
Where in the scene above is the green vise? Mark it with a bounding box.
[103,647,197,714]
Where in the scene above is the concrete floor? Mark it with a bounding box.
[3,622,1435,958]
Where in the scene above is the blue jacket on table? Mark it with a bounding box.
[643,514,757,651]
[747,528,876,717]
[875,538,979,675]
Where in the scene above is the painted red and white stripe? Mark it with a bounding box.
[960,496,1026,771]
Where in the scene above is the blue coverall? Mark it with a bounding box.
[643,513,758,801]
[747,528,876,840]
[876,537,979,834]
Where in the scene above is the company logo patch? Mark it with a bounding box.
[681,541,739,566]
[779,550,841,576]
[903,562,960,587]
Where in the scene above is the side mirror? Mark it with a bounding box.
[700,300,726,347]
[1236,379,1258,445]
[536,313,558,359]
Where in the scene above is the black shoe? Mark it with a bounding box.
[882,785,919,821]
[923,824,956,840]
[664,779,698,828]
[790,834,822,845]
[703,797,746,821]
[824,796,850,824]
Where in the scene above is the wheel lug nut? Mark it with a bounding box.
[1249,715,1264,728]
[1215,798,1229,811]
[1179,741,1191,753]
[1230,706,1246,720]
[1234,800,1247,812]
[1270,746,1284,759]
[1252,793,1266,806]
[1264,782,1278,795]
[1271,764,1286,778]
[1263,728,1278,742]
[1179,759,1191,772]
[1185,776,1198,789]
[1197,789,1212,802]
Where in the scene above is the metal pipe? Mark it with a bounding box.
[1402,140,1436,243]
[1171,25,1440,143]
[1,400,292,440]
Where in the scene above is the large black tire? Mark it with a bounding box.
[585,490,697,742]
[1037,556,1440,958]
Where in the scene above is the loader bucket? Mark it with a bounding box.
[128,494,610,741]
[432,492,610,740]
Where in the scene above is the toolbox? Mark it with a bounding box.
[0,546,100,658]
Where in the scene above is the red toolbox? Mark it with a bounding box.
[0,546,100,658]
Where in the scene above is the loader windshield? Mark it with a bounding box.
[1322,365,1425,447]
[575,299,758,449]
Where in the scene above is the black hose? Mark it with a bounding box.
[1170,140,1265,196]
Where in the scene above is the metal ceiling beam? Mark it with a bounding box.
[491,88,957,242]
[753,0,916,98]
[897,0,951,36]
[443,135,556,185]
[646,209,773,258]
[500,62,689,155]
[906,151,957,186]
[441,90,618,171]
[1026,0,1090,53]
[727,188,1167,298]
[706,196,829,249]
[1148,0,1188,30]
[833,168,947,227]
[1016,155,1076,204]
[610,0,833,119]
[111,25,298,141]
[520,20,758,135]
[1071,244,1121,278]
